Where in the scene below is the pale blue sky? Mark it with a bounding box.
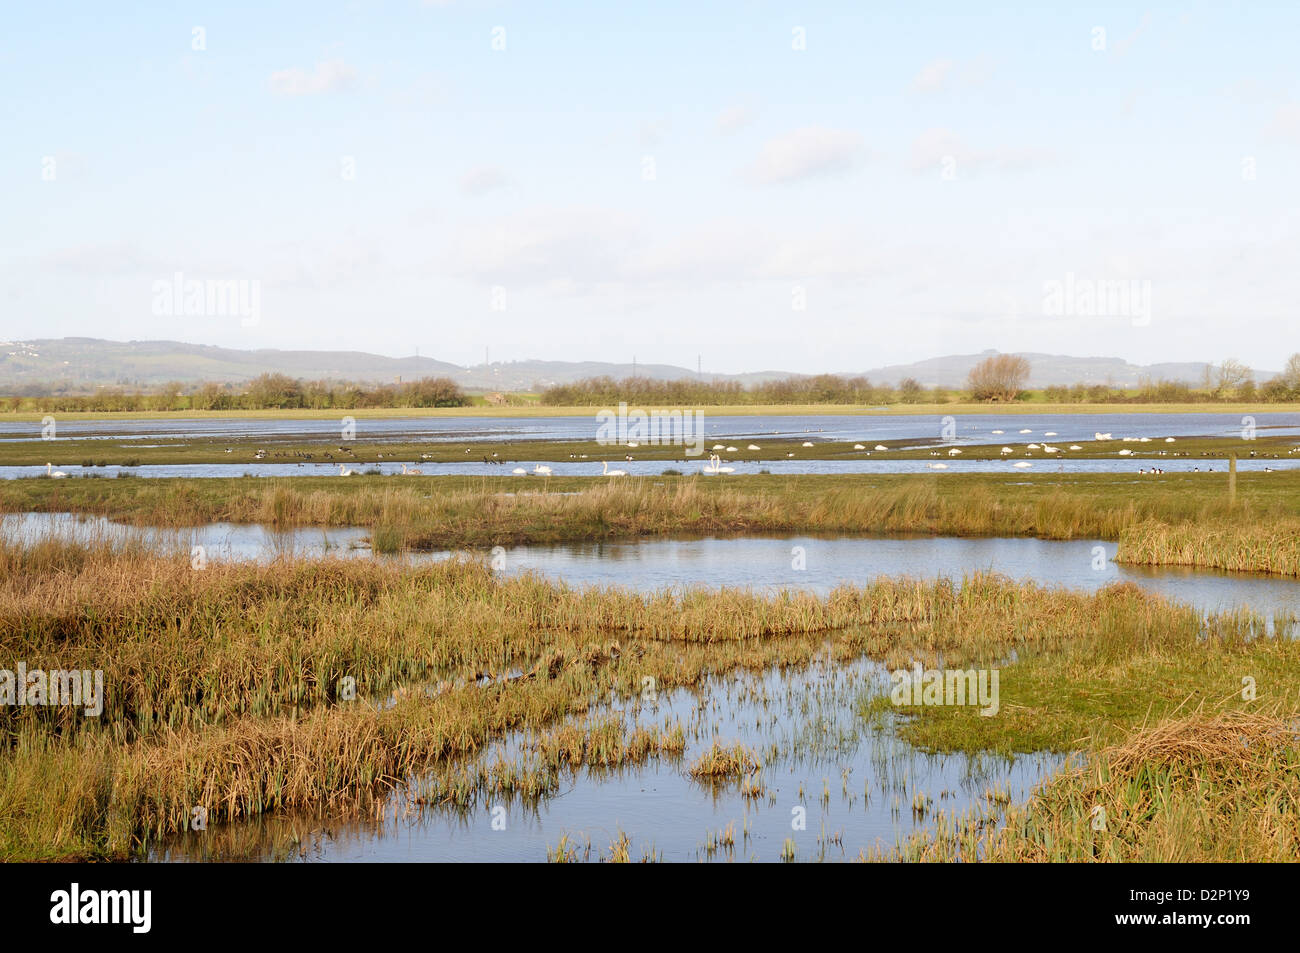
[3,1,1298,373]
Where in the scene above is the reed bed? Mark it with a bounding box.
[1118,518,1300,576]
[871,709,1300,863]
[2,536,1296,861]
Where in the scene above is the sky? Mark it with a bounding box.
[3,1,1298,375]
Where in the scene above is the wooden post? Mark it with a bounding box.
[1229,453,1237,506]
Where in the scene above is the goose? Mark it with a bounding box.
[853,444,866,450]
[748,444,762,451]
[1012,461,1033,469]
[338,464,357,476]
[602,461,627,477]
[874,444,888,451]
[512,467,527,475]
[46,462,67,478]
[401,464,422,475]
[533,464,553,475]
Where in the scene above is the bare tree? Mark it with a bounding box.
[967,354,1031,402]
[1215,359,1252,397]
[1278,353,1300,393]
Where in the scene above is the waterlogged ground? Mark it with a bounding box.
[149,653,1064,863]
[5,457,1300,478]
[4,513,1297,620]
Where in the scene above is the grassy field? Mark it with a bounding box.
[5,471,1300,574]
[1,538,1295,862]
[3,400,1298,424]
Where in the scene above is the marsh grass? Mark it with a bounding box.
[872,709,1300,862]
[3,536,1298,861]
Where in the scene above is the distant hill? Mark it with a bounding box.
[0,338,1280,394]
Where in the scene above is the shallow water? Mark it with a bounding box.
[149,653,1064,863]
[5,513,1296,619]
[4,410,1298,445]
[5,456,1300,479]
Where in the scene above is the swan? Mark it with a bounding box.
[1012,461,1033,468]
[512,467,527,475]
[1019,429,1032,434]
[46,462,67,478]
[703,454,734,474]
[1094,432,1112,441]
[602,461,627,477]
[725,446,738,452]
[1000,446,1014,454]
[401,464,422,475]
[927,462,948,470]
[1118,449,1132,456]
[338,464,357,476]
[533,464,553,475]
[948,448,962,456]
[1069,445,1082,451]
[853,444,865,450]
[801,441,814,447]
[991,430,1004,435]
[874,444,888,451]
[1043,446,1059,454]
[1044,431,1058,437]
[712,444,725,450]
[748,444,762,451]
[1165,437,1176,443]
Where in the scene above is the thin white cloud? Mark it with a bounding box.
[716,104,757,133]
[459,165,510,195]
[269,59,357,97]
[911,59,955,93]
[745,127,866,185]
[907,127,1055,175]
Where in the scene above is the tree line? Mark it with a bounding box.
[0,373,470,413]
[541,353,1300,405]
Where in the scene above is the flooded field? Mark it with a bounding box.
[4,513,1296,620]
[151,652,1063,863]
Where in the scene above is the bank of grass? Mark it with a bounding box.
[871,709,1300,862]
[6,471,1300,574]
[2,538,1298,861]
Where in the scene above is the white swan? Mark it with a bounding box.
[801,441,814,447]
[853,444,866,450]
[533,464,553,475]
[46,462,67,478]
[874,444,888,451]
[339,464,357,476]
[747,444,762,451]
[947,448,962,456]
[1094,432,1112,441]
[401,463,422,475]
[512,467,527,475]
[1012,461,1033,469]
[602,461,627,477]
[702,453,734,474]
[1000,446,1014,454]
[927,462,948,470]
